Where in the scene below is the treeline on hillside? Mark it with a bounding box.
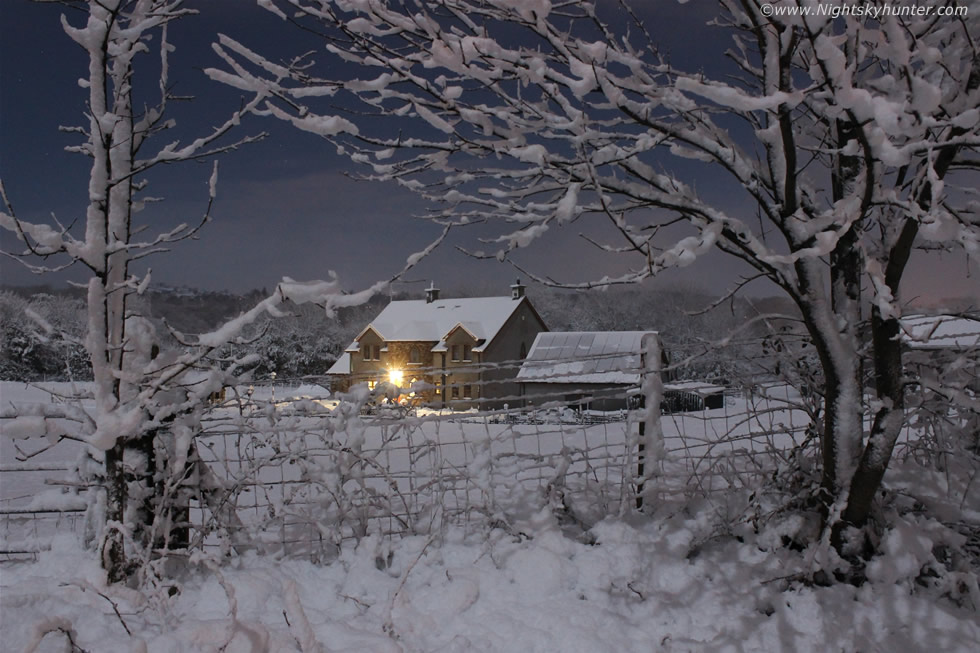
[0,290,91,382]
[1,283,800,384]
[0,285,391,382]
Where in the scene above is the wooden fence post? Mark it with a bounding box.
[635,334,664,511]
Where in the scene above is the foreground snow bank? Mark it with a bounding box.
[2,515,977,653]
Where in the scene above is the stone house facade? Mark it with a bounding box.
[328,281,547,409]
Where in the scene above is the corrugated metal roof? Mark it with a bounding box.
[517,331,657,385]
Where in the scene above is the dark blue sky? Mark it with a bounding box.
[1,1,976,305]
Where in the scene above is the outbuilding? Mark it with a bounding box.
[517,331,667,411]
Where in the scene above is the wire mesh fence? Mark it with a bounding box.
[2,338,974,562]
[0,378,819,560]
[182,403,642,559]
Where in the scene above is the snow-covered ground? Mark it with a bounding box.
[3,513,978,652]
[2,381,978,652]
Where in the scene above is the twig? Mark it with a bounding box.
[340,593,371,610]
[24,618,90,653]
[63,580,134,636]
[382,533,437,637]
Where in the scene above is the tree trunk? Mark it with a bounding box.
[86,1,137,581]
[814,334,862,517]
[836,54,978,541]
[131,428,159,553]
[839,310,906,539]
[103,442,128,583]
[795,262,863,519]
[820,114,866,550]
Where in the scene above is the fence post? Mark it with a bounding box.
[635,412,645,511]
[635,334,664,511]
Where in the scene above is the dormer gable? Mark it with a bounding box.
[443,323,481,345]
[353,326,385,361]
[354,325,385,345]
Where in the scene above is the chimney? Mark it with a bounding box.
[425,282,441,303]
[510,279,526,300]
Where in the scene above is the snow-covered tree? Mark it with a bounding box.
[213,0,980,558]
[0,0,385,582]
[0,291,90,381]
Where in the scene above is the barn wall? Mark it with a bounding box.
[521,382,633,412]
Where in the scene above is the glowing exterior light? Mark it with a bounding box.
[388,369,404,386]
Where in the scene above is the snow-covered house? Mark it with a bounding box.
[328,281,547,408]
[325,352,352,392]
[517,331,668,411]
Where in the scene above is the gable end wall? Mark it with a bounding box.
[480,300,548,407]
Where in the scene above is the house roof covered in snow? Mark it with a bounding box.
[327,352,350,375]
[899,314,980,350]
[517,331,657,385]
[346,296,533,354]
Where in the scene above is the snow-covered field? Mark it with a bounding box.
[1,383,92,551]
[2,381,978,652]
[3,514,978,652]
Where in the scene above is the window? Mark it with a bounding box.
[463,384,471,399]
[463,345,472,361]
[451,344,461,362]
[409,347,421,365]
[362,344,380,361]
[451,385,459,399]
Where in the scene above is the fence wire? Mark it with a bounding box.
[2,345,974,561]
[0,381,819,559]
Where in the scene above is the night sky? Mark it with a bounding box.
[1,0,976,305]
